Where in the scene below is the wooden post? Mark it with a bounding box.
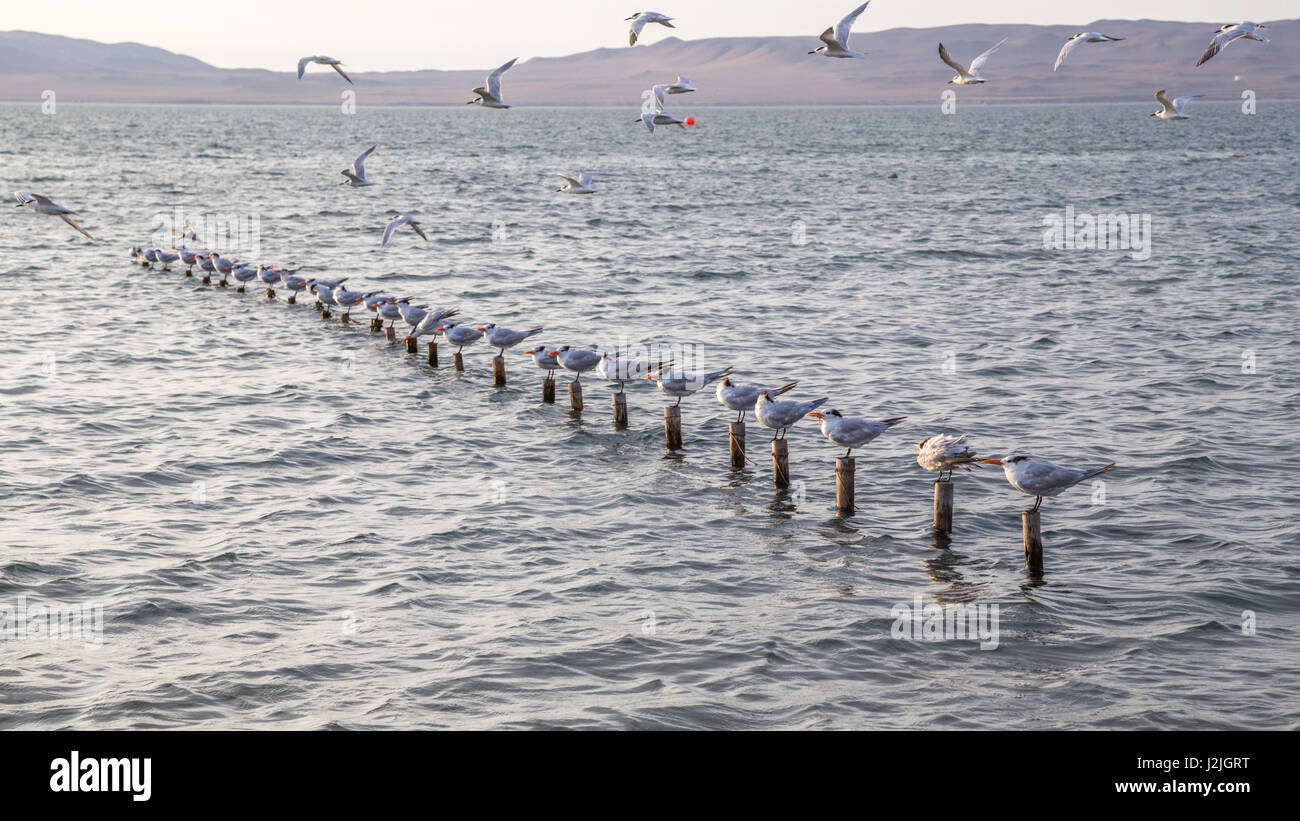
[369,317,382,332]
[569,380,583,412]
[427,341,438,366]
[265,288,275,299]
[454,351,465,372]
[287,293,296,304]
[320,308,331,319]
[835,457,855,513]
[771,439,790,488]
[542,377,556,403]
[384,326,395,341]
[728,422,746,469]
[405,336,417,354]
[1022,509,1044,573]
[339,313,353,325]
[492,355,506,386]
[933,480,954,533]
[663,405,682,450]
[236,285,245,293]
[611,392,628,427]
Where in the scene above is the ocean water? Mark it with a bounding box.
[1,102,1298,730]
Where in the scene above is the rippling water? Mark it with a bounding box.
[1,102,1298,729]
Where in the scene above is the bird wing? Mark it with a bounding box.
[630,17,648,45]
[1054,36,1083,71]
[409,221,428,241]
[331,63,353,84]
[381,218,400,247]
[1154,89,1174,110]
[1196,28,1244,66]
[487,57,517,97]
[651,83,670,108]
[354,145,376,177]
[556,174,580,187]
[937,42,966,74]
[60,213,95,240]
[835,1,871,48]
[969,37,1007,75]
[1172,94,1204,114]
[297,56,314,79]
[641,112,656,132]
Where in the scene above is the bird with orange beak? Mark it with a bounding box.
[806,409,905,457]
[980,455,1117,511]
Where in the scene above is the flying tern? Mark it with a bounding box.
[467,58,518,108]
[341,145,376,186]
[298,56,353,84]
[627,12,675,46]
[13,191,96,240]
[938,37,1008,84]
[809,2,871,58]
[1054,32,1124,71]
[1196,22,1269,67]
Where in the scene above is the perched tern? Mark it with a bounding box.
[557,172,617,194]
[805,410,904,457]
[154,250,179,271]
[404,307,460,342]
[598,352,666,393]
[915,433,980,480]
[381,214,428,247]
[550,346,603,382]
[437,322,485,354]
[467,58,518,108]
[646,367,733,406]
[1151,89,1203,120]
[524,347,560,378]
[755,391,827,440]
[938,37,1008,84]
[297,56,353,84]
[341,145,376,186]
[13,191,96,240]
[1196,22,1269,67]
[396,300,430,332]
[1054,32,1123,71]
[981,455,1117,511]
[715,377,797,422]
[174,247,200,275]
[476,323,543,356]
[627,12,675,46]
[809,2,870,58]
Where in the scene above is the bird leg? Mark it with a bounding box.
[1033,496,1043,512]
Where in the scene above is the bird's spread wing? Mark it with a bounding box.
[1154,89,1173,109]
[354,145,376,177]
[969,37,1007,75]
[487,57,517,96]
[60,214,95,240]
[1054,36,1082,71]
[1172,94,1204,114]
[641,112,656,132]
[651,84,670,108]
[818,26,838,48]
[835,2,870,48]
[630,17,648,45]
[937,42,965,74]
[332,63,353,84]
[556,174,580,187]
[409,221,428,241]
[297,56,314,79]
[381,219,400,247]
[1196,29,1244,66]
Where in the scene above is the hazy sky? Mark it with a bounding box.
[5,1,1291,71]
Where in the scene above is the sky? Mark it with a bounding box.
[3,1,1292,71]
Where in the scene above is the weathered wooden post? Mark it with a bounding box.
[664,406,682,450]
[492,355,506,386]
[835,457,855,513]
[369,317,382,332]
[287,293,296,304]
[453,351,465,371]
[427,341,438,366]
[405,336,417,354]
[384,326,395,341]
[771,439,790,488]
[933,480,954,533]
[541,377,556,403]
[612,393,628,427]
[1022,510,1043,573]
[569,381,584,411]
[728,422,746,469]
[265,287,275,299]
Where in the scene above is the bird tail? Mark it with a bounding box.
[806,397,829,411]
[1084,462,1118,480]
[525,328,543,336]
[705,367,733,382]
[771,381,798,397]
[879,416,907,427]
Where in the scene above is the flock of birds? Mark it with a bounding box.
[20,3,1274,519]
[118,241,1118,514]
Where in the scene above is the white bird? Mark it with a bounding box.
[715,377,797,422]
[381,214,428,247]
[13,191,95,240]
[1151,89,1204,120]
[809,2,870,58]
[938,37,1008,84]
[439,321,485,353]
[467,58,518,108]
[550,346,604,382]
[981,455,1117,511]
[476,323,543,355]
[755,391,826,439]
[524,347,560,377]
[915,433,980,480]
[340,145,376,186]
[627,11,675,46]
[1196,22,1270,67]
[598,352,666,393]
[404,307,459,342]
[1054,32,1124,71]
[331,285,367,319]
[638,109,686,133]
[298,56,352,84]
[650,76,695,107]
[647,367,733,406]
[556,172,617,194]
[807,409,905,457]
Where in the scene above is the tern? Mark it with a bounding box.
[550,346,603,382]
[476,323,543,356]
[437,321,485,354]
[331,285,368,319]
[1054,32,1124,71]
[914,434,980,481]
[646,367,733,406]
[1196,22,1269,67]
[650,77,695,107]
[154,250,179,271]
[404,307,460,342]
[297,56,353,84]
[375,299,408,328]
[627,12,675,46]
[1151,89,1203,120]
[938,37,1008,84]
[809,2,870,58]
[981,455,1117,512]
[467,58,518,108]
[807,409,905,457]
[598,352,666,393]
[341,145,377,186]
[755,391,827,440]
[396,300,430,333]
[524,347,560,378]
[715,377,798,422]
[196,253,217,282]
[281,272,310,302]
[557,172,617,194]
[174,247,200,275]
[381,214,428,247]
[638,109,686,133]
[13,191,96,240]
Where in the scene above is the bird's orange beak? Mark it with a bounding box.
[523,349,535,355]
[806,412,823,419]
[435,327,445,333]
[981,459,1003,465]
[546,350,559,356]
[643,374,655,380]
[474,327,486,331]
